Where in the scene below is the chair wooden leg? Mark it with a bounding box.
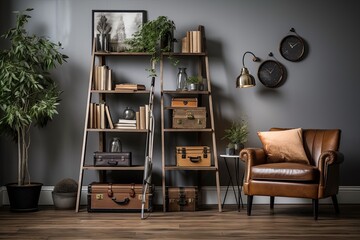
[247,195,253,216]
[312,199,319,220]
[270,196,275,209]
[331,195,340,214]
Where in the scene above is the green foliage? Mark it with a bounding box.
[187,76,202,84]
[125,16,178,76]
[0,8,68,185]
[222,119,249,145]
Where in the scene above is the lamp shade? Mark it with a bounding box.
[236,51,259,88]
[236,67,256,88]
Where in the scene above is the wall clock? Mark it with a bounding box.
[257,53,285,88]
[279,28,305,62]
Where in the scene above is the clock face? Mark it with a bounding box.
[257,60,284,88]
[280,35,305,62]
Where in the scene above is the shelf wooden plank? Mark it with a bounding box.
[162,52,207,56]
[165,166,217,171]
[91,90,150,94]
[162,90,210,95]
[83,165,145,171]
[94,52,152,56]
[87,129,148,133]
[163,128,213,132]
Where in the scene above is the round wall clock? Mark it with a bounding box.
[257,59,285,88]
[279,28,305,62]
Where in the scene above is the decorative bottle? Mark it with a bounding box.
[176,67,188,91]
[110,137,122,152]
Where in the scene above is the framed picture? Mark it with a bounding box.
[92,10,146,52]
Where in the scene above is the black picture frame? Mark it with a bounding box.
[92,10,147,52]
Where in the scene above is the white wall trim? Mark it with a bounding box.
[1,186,360,206]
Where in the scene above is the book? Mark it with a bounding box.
[115,123,137,127]
[89,103,94,128]
[145,104,149,130]
[135,111,140,129]
[100,103,105,129]
[139,106,145,130]
[115,83,146,91]
[105,105,114,129]
[118,119,137,124]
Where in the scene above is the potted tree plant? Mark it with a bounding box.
[0,8,68,211]
[125,15,178,76]
[222,119,249,155]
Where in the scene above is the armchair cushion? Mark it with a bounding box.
[258,128,310,164]
[251,162,319,182]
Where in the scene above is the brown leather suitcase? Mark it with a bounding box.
[166,187,198,211]
[93,152,131,167]
[87,183,152,212]
[176,146,211,167]
[171,98,198,108]
[172,107,206,129]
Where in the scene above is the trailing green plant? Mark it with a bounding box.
[0,8,68,185]
[125,16,178,76]
[222,119,249,145]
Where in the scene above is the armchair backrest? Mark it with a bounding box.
[270,128,341,166]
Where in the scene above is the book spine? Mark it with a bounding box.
[139,106,145,130]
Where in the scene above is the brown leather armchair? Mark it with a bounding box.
[240,128,344,219]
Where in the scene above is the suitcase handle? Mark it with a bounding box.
[111,197,130,205]
[108,160,118,166]
[189,156,201,163]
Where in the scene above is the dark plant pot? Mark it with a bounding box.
[6,182,43,212]
[52,192,77,210]
[160,30,174,52]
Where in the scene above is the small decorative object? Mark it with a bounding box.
[187,76,202,91]
[222,119,249,155]
[52,178,78,210]
[176,67,188,91]
[225,143,235,156]
[279,28,306,62]
[110,137,122,152]
[257,52,286,88]
[123,107,135,120]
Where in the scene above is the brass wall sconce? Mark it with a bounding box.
[236,51,259,88]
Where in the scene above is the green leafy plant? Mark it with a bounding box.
[222,119,249,145]
[187,76,202,84]
[0,8,68,186]
[125,16,178,76]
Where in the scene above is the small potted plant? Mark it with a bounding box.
[0,8,68,211]
[52,178,78,210]
[187,76,203,91]
[125,16,178,76]
[222,119,249,155]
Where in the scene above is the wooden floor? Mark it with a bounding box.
[0,204,360,239]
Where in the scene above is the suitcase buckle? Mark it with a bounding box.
[181,148,186,159]
[203,147,208,158]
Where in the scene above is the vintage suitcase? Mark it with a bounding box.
[87,183,153,212]
[176,146,211,167]
[166,187,198,212]
[171,98,198,108]
[172,107,206,129]
[93,152,131,167]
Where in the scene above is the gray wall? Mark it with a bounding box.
[1,0,359,187]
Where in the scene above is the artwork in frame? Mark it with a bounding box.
[92,10,146,52]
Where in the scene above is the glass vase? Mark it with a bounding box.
[176,67,188,91]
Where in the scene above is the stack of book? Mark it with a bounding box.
[115,119,137,130]
[93,65,112,90]
[181,30,203,53]
[88,102,114,129]
[115,83,146,91]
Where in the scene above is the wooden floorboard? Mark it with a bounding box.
[0,204,359,239]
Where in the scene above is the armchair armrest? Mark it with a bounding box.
[317,150,344,188]
[240,148,267,184]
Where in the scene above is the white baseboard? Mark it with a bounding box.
[1,186,360,206]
